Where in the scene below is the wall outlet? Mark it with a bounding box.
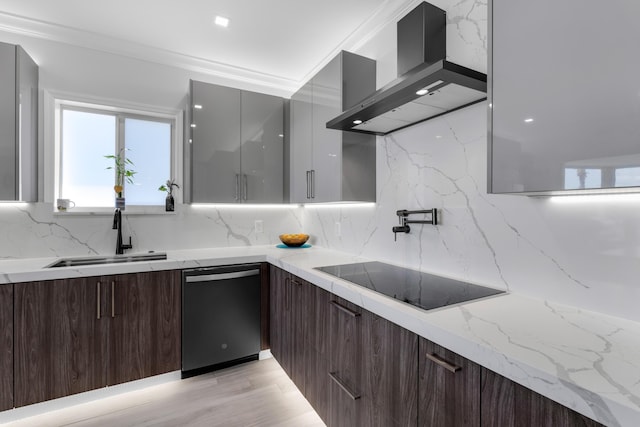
[255,220,263,234]
[335,222,341,237]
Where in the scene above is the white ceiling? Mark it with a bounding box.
[0,0,417,92]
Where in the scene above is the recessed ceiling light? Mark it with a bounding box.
[524,118,534,123]
[214,16,229,27]
[416,89,429,96]
[353,119,363,125]
[190,123,196,128]
[194,104,203,109]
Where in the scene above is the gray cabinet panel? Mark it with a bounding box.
[190,81,284,203]
[17,46,38,202]
[241,91,284,203]
[0,43,17,201]
[289,51,376,203]
[489,0,640,194]
[312,55,342,203]
[0,43,37,202]
[191,81,241,203]
[290,81,313,203]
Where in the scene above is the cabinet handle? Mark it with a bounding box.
[311,169,315,199]
[426,352,461,373]
[306,171,311,199]
[243,174,248,201]
[235,174,240,201]
[329,372,361,400]
[329,300,361,318]
[96,282,101,319]
[111,281,115,318]
[292,279,302,287]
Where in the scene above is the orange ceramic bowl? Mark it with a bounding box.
[279,233,309,247]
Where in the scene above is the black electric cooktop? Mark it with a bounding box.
[315,262,504,311]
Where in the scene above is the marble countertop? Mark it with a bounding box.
[1,246,638,426]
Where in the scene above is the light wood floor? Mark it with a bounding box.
[6,358,326,427]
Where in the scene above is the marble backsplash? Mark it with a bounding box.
[0,203,302,259]
[303,102,640,322]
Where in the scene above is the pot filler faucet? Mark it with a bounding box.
[112,208,133,255]
[393,208,438,241]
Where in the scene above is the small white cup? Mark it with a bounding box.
[57,198,75,211]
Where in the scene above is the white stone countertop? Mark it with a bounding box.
[1,245,638,427]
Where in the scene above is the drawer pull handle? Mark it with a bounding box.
[96,282,101,319]
[329,300,361,318]
[292,280,302,287]
[111,281,115,318]
[329,372,361,400]
[426,352,461,373]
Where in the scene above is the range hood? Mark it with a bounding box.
[326,2,487,136]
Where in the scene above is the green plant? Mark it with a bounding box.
[104,148,136,197]
[159,179,180,196]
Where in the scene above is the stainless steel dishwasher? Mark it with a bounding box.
[182,263,261,378]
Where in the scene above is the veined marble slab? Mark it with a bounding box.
[1,246,638,426]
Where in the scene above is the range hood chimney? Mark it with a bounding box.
[327,1,487,136]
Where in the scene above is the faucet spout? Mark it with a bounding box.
[113,208,132,255]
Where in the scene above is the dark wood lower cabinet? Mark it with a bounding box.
[0,284,14,411]
[362,311,418,427]
[328,296,363,427]
[109,271,181,386]
[13,271,181,408]
[14,277,107,407]
[302,282,331,423]
[269,266,291,375]
[260,263,270,350]
[419,338,480,426]
[481,368,604,427]
[290,277,307,392]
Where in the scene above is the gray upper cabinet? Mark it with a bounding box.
[489,0,640,195]
[190,80,284,203]
[0,42,38,201]
[290,80,313,203]
[241,91,284,203]
[290,51,376,203]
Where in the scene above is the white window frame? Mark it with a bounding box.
[46,91,183,215]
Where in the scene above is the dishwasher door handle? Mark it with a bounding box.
[185,269,260,283]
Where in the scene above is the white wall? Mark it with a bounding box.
[302,0,640,322]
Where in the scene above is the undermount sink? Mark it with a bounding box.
[46,252,167,268]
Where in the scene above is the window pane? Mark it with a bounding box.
[61,110,115,207]
[564,168,601,190]
[125,118,171,205]
[615,167,640,187]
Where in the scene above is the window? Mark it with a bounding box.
[563,168,602,190]
[58,103,176,209]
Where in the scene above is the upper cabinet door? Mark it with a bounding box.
[241,91,284,203]
[0,42,16,201]
[0,43,38,201]
[191,81,241,203]
[289,51,376,204]
[312,55,342,203]
[489,0,640,194]
[290,81,313,203]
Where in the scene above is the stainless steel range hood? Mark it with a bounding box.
[326,2,487,136]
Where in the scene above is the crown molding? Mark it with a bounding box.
[0,11,300,94]
[0,1,415,96]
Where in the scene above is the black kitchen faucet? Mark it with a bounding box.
[112,208,133,255]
